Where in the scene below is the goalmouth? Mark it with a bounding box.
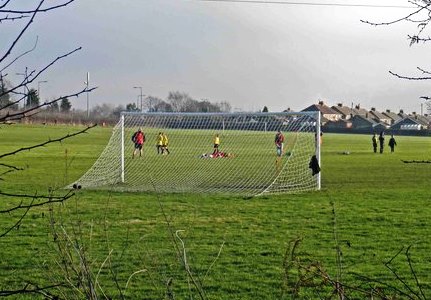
[71,111,321,197]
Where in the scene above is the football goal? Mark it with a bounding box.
[71,111,321,196]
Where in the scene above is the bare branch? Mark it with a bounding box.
[360,4,430,26]
[0,282,63,298]
[416,66,431,75]
[0,169,15,178]
[0,47,82,101]
[0,0,12,10]
[0,87,96,122]
[0,35,38,74]
[0,124,97,159]
[353,273,415,299]
[389,70,431,80]
[405,245,426,299]
[0,191,75,213]
[0,0,45,64]
[0,198,33,238]
[384,246,421,299]
[0,162,24,180]
[0,0,76,14]
[0,162,23,171]
[0,14,29,22]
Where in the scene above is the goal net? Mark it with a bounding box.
[71,111,321,196]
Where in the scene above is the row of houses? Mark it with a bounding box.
[301,101,431,133]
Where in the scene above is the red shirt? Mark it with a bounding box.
[135,131,145,144]
[275,133,284,145]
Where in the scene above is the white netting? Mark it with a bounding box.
[71,112,320,196]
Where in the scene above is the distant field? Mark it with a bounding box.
[1,124,431,299]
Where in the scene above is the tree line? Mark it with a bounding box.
[126,91,232,113]
[1,76,232,118]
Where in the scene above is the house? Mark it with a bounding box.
[331,103,353,120]
[368,107,392,125]
[323,119,352,130]
[351,104,368,117]
[398,109,409,119]
[302,101,341,123]
[390,116,427,131]
[351,115,388,132]
[381,109,402,125]
[409,112,430,129]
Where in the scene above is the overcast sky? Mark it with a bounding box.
[4,0,431,113]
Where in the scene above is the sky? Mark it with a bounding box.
[3,0,431,113]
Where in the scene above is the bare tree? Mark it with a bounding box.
[218,101,232,113]
[0,0,96,297]
[153,99,173,112]
[167,91,190,112]
[166,91,232,113]
[362,1,431,112]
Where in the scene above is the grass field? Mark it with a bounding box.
[1,124,431,299]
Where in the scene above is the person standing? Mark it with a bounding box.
[388,134,397,153]
[213,133,220,155]
[372,133,378,153]
[275,131,285,157]
[132,128,146,158]
[156,132,163,154]
[162,132,170,155]
[378,131,385,154]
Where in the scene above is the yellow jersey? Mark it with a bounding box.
[157,134,163,146]
[162,134,168,146]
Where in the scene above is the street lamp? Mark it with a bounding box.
[37,80,48,102]
[133,86,143,112]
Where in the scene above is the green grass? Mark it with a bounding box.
[1,124,431,299]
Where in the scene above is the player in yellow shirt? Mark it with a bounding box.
[213,133,220,155]
[162,132,170,155]
[156,132,163,154]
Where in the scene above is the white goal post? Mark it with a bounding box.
[72,111,321,196]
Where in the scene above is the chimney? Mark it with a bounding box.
[355,104,360,110]
[371,107,376,111]
[337,103,343,107]
[399,109,404,114]
[318,100,324,106]
[386,109,391,113]
[412,111,416,115]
